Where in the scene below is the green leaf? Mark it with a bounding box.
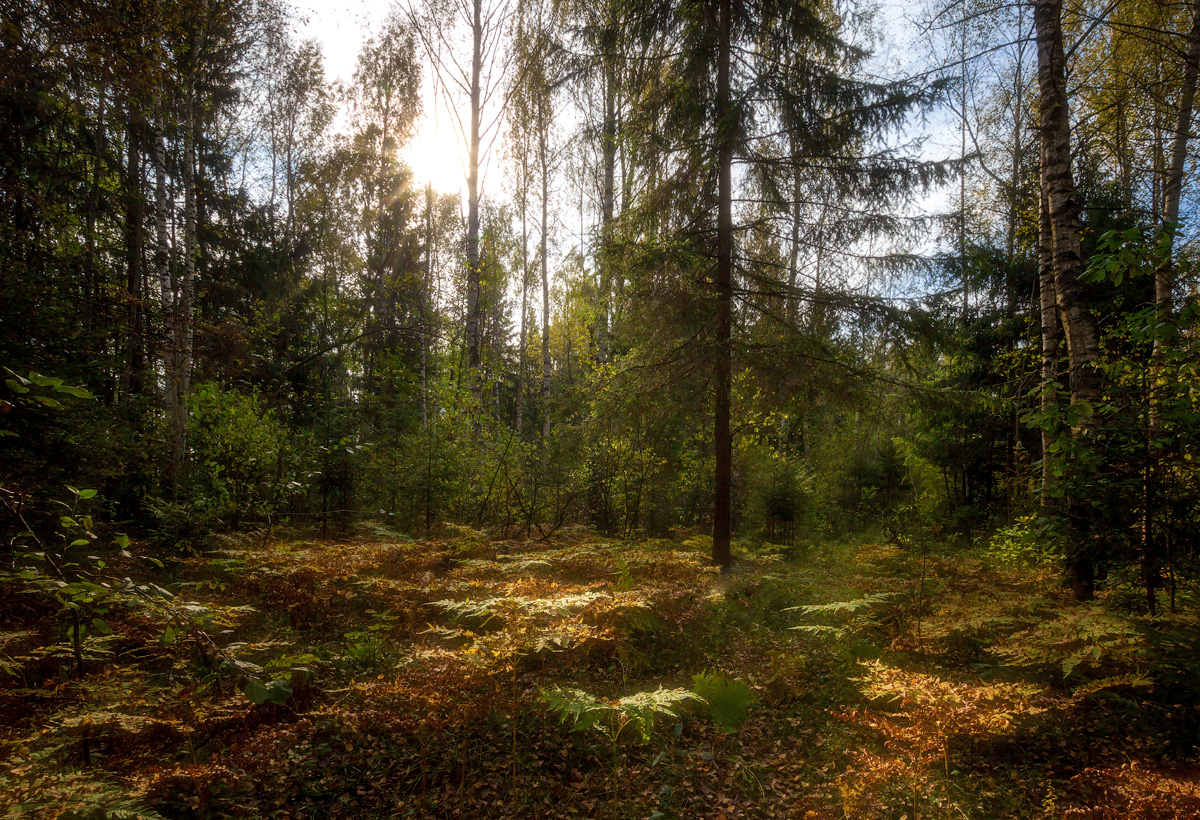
[159,626,177,647]
[113,534,130,549]
[244,678,293,706]
[54,385,92,398]
[2,368,31,387]
[91,618,111,635]
[34,396,63,409]
[77,489,97,499]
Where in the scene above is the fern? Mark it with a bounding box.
[543,685,703,743]
[785,592,896,616]
[991,607,1144,680]
[0,772,170,820]
[428,591,611,626]
[1070,672,1153,702]
[691,671,757,733]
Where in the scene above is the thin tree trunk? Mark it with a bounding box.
[1144,0,1200,614]
[598,68,617,363]
[1157,0,1200,328]
[1007,4,1026,264]
[712,0,733,570]
[123,107,145,398]
[540,106,552,441]
[170,89,197,497]
[517,149,529,435]
[959,14,969,321]
[423,183,432,429]
[153,120,176,486]
[787,156,801,325]
[465,0,483,375]
[84,85,106,345]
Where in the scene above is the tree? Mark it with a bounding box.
[409,0,515,383]
[1034,0,1101,600]
[631,0,949,567]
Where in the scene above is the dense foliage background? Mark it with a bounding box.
[3,0,1200,815]
[4,0,1198,598]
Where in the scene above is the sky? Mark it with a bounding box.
[287,0,960,291]
[292,0,473,196]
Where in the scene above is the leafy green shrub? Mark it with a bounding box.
[339,609,403,670]
[187,383,301,530]
[987,514,1064,567]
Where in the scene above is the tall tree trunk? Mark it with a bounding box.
[597,67,617,363]
[168,91,197,497]
[123,108,145,398]
[1143,0,1200,614]
[1157,0,1200,328]
[465,0,483,375]
[1007,4,1026,264]
[517,149,529,435]
[1035,0,1100,600]
[540,106,552,441]
[1038,171,1060,508]
[422,183,432,430]
[959,13,970,321]
[153,119,176,486]
[712,0,733,570]
[84,85,106,348]
[787,153,801,325]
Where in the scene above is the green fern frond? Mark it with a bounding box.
[784,592,896,616]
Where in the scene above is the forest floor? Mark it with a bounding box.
[2,526,1200,819]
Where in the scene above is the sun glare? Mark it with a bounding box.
[407,112,467,195]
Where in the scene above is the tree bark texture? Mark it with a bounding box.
[1038,174,1060,509]
[1035,0,1100,600]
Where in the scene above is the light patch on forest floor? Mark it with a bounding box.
[2,529,1198,819]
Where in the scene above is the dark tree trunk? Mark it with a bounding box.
[712,0,733,570]
[123,107,145,398]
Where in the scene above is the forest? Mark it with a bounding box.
[2,0,1200,816]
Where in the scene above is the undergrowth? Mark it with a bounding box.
[1,529,1197,819]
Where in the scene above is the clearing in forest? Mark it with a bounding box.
[2,528,1198,819]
